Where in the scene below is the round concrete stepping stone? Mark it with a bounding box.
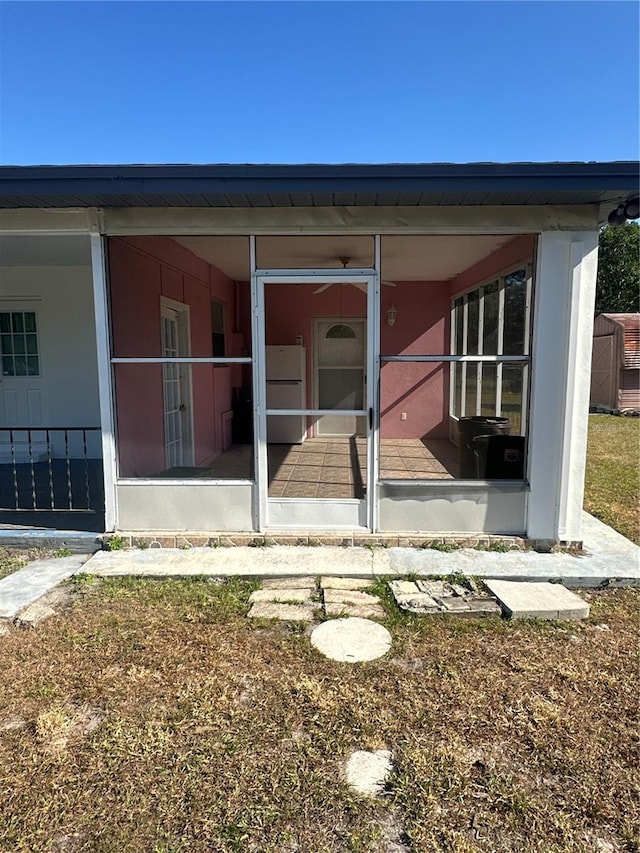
[310,617,392,662]
[345,749,393,796]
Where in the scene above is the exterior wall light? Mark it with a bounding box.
[387,305,398,327]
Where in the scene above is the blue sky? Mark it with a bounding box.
[0,1,638,165]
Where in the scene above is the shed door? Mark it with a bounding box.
[315,319,366,436]
[590,335,615,408]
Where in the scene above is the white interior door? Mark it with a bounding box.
[315,319,366,436]
[161,301,193,469]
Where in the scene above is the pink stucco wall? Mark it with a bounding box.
[449,236,535,298]
[262,281,451,439]
[109,237,241,477]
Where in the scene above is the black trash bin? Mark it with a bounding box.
[457,416,511,478]
[470,434,525,479]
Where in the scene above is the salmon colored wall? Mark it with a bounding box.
[380,281,450,438]
[449,236,535,298]
[262,281,451,439]
[109,237,241,477]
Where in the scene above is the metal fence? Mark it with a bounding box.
[0,427,103,512]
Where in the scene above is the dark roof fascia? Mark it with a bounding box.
[0,161,638,207]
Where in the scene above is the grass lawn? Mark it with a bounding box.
[584,414,640,544]
[0,577,638,853]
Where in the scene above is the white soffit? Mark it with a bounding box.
[175,233,516,282]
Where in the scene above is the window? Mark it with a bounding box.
[211,301,225,357]
[0,311,40,376]
[450,267,531,434]
[326,323,356,339]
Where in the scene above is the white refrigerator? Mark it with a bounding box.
[265,346,306,444]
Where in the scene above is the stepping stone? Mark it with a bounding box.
[320,577,373,590]
[389,580,420,596]
[394,592,441,614]
[248,602,316,622]
[344,749,393,796]
[416,579,448,596]
[461,597,502,617]
[249,588,314,604]
[311,617,392,662]
[325,603,386,618]
[262,577,317,590]
[484,580,590,620]
[323,589,381,606]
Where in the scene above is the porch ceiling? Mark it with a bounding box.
[174,234,516,281]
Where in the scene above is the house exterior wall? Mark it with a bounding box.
[0,264,100,447]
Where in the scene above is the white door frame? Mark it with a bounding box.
[252,265,380,531]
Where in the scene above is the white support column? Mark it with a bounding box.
[90,233,118,532]
[526,230,598,543]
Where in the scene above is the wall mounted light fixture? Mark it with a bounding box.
[387,305,398,327]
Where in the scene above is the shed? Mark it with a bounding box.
[591,313,640,410]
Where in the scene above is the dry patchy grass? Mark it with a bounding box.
[0,577,638,853]
[585,414,639,544]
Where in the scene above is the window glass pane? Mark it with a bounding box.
[2,356,13,376]
[501,364,524,434]
[114,363,254,479]
[480,364,498,416]
[452,362,462,419]
[12,313,24,333]
[27,357,39,376]
[482,281,499,355]
[26,334,38,355]
[466,292,479,355]
[503,269,527,355]
[326,324,356,339]
[23,313,37,333]
[14,356,28,376]
[13,335,25,354]
[465,362,477,416]
[454,298,463,355]
[1,334,13,355]
[0,314,10,333]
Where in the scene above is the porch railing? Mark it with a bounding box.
[0,427,103,512]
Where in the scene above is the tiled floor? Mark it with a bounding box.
[200,436,459,499]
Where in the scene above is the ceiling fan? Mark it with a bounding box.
[313,257,396,294]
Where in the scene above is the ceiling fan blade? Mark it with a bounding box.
[313,283,333,294]
[382,280,397,287]
[352,283,368,293]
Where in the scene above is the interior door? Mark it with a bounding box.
[315,319,366,436]
[160,302,193,469]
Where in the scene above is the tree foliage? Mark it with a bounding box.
[595,222,640,314]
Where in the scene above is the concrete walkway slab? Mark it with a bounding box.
[85,545,378,578]
[484,580,590,620]
[0,555,89,619]
[78,512,638,588]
